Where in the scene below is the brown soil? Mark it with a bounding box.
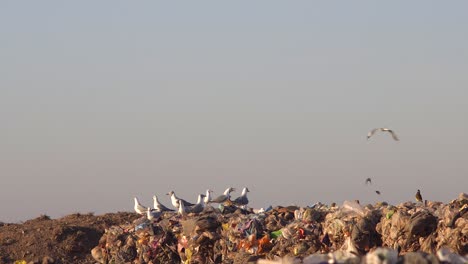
[0,212,139,264]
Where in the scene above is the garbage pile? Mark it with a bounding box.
[91,193,467,263]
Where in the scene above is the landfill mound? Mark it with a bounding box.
[0,212,139,264]
[92,194,467,264]
[0,195,466,264]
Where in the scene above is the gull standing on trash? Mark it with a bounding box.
[167,191,195,208]
[233,187,250,206]
[188,194,206,214]
[147,207,161,221]
[133,197,148,215]
[178,199,187,216]
[209,187,235,204]
[153,195,174,212]
[415,189,423,203]
[367,128,399,141]
[204,189,213,204]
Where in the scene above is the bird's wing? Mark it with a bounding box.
[190,204,203,213]
[233,196,242,204]
[387,130,399,141]
[235,196,249,205]
[160,203,175,212]
[181,199,195,207]
[367,128,379,139]
[210,195,226,203]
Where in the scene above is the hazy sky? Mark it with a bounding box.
[1,2,467,222]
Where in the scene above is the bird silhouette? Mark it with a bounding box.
[367,128,399,141]
[415,189,423,203]
[375,190,381,195]
[365,178,372,185]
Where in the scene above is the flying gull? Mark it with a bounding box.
[188,194,206,214]
[367,128,399,141]
[167,191,195,208]
[133,197,148,215]
[209,187,235,204]
[233,187,250,206]
[153,195,174,212]
[365,178,372,185]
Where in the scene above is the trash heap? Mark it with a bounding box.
[91,194,468,263]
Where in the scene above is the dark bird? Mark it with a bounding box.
[415,189,423,203]
[367,128,399,141]
[233,187,250,206]
[375,190,381,195]
[365,178,372,185]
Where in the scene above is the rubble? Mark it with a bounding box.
[92,194,468,263]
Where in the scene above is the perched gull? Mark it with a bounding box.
[133,197,148,215]
[233,187,250,206]
[204,189,213,204]
[147,207,161,221]
[365,178,372,185]
[178,199,187,216]
[167,191,195,208]
[210,187,235,204]
[188,194,206,214]
[153,195,174,212]
[367,128,399,141]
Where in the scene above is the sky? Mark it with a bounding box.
[1,1,467,222]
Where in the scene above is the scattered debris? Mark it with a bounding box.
[91,193,467,263]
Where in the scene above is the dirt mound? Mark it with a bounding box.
[0,212,138,264]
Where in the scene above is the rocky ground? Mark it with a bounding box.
[0,212,139,264]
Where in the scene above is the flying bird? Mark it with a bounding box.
[375,190,381,195]
[367,128,399,141]
[133,197,148,215]
[365,178,372,185]
[415,189,423,203]
[153,195,174,212]
[233,187,250,206]
[209,187,235,204]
